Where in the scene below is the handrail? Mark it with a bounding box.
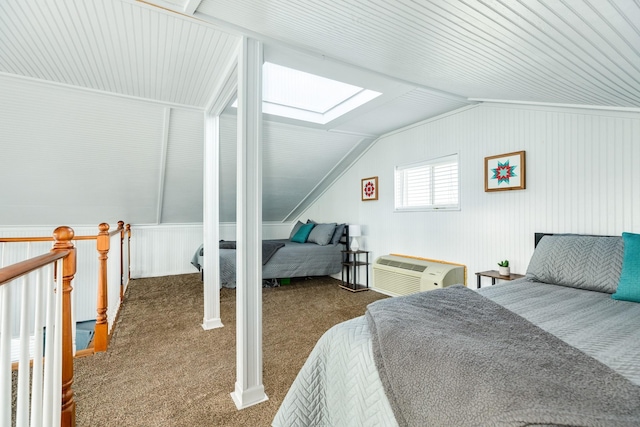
[1,221,129,355]
[0,221,124,244]
[0,251,70,285]
[0,226,77,426]
[0,236,54,242]
[1,234,105,243]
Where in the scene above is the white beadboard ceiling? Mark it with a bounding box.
[195,0,640,108]
[1,0,639,226]
[0,0,239,108]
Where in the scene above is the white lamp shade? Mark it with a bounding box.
[348,224,361,237]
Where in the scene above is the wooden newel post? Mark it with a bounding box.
[52,226,76,427]
[94,223,110,353]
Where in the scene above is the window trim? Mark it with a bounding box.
[394,153,460,212]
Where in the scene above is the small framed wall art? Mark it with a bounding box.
[361,176,378,201]
[485,151,526,192]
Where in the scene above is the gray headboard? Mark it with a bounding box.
[534,232,616,248]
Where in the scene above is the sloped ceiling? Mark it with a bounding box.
[195,0,640,108]
[1,0,639,226]
[0,0,239,108]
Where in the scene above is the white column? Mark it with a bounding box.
[230,36,268,409]
[202,40,239,330]
[202,113,223,330]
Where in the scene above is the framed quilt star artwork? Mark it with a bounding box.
[485,151,526,192]
[361,176,378,201]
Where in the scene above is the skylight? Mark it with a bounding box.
[233,62,382,125]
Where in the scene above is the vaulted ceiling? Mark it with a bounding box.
[187,0,640,108]
[1,0,638,225]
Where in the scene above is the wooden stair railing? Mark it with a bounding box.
[0,221,130,355]
[93,221,127,352]
[0,226,76,427]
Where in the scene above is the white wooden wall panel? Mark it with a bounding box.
[302,104,640,288]
[130,224,204,278]
[0,75,164,225]
[218,114,363,222]
[161,109,205,223]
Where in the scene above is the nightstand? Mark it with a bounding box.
[475,270,525,289]
[340,250,370,292]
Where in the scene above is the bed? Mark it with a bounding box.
[273,233,640,426]
[191,221,348,288]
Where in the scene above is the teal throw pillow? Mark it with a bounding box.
[612,232,640,303]
[291,223,315,243]
[289,221,304,239]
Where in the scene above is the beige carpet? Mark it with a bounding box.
[73,274,387,426]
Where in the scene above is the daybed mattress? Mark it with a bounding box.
[220,239,343,287]
[273,279,640,426]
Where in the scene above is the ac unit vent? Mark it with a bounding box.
[373,254,465,297]
[377,258,427,272]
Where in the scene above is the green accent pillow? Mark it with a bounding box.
[612,232,640,303]
[291,223,315,243]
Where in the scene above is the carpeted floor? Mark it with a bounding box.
[73,273,388,426]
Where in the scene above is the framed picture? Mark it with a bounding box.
[484,151,526,192]
[361,176,378,201]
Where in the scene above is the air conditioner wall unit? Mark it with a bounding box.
[372,254,465,297]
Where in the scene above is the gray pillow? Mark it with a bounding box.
[289,221,304,239]
[526,235,623,293]
[331,223,346,245]
[307,223,337,246]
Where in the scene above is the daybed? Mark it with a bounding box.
[191,221,348,288]
[273,233,640,426]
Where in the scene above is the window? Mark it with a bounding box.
[394,154,459,211]
[232,62,382,124]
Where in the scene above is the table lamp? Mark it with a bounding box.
[349,224,361,251]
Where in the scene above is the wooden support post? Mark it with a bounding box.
[94,223,109,353]
[52,226,76,427]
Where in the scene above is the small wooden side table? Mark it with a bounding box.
[340,250,370,292]
[475,270,525,289]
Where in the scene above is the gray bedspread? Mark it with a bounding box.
[274,281,640,427]
[193,239,343,288]
[217,240,285,265]
[190,240,285,270]
[367,285,640,427]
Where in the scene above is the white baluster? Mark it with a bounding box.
[31,266,46,427]
[0,282,12,427]
[42,266,56,427]
[52,260,63,427]
[17,275,32,427]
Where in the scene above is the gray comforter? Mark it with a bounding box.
[192,239,343,288]
[191,240,285,270]
[367,285,640,427]
[217,240,285,265]
[274,280,640,427]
